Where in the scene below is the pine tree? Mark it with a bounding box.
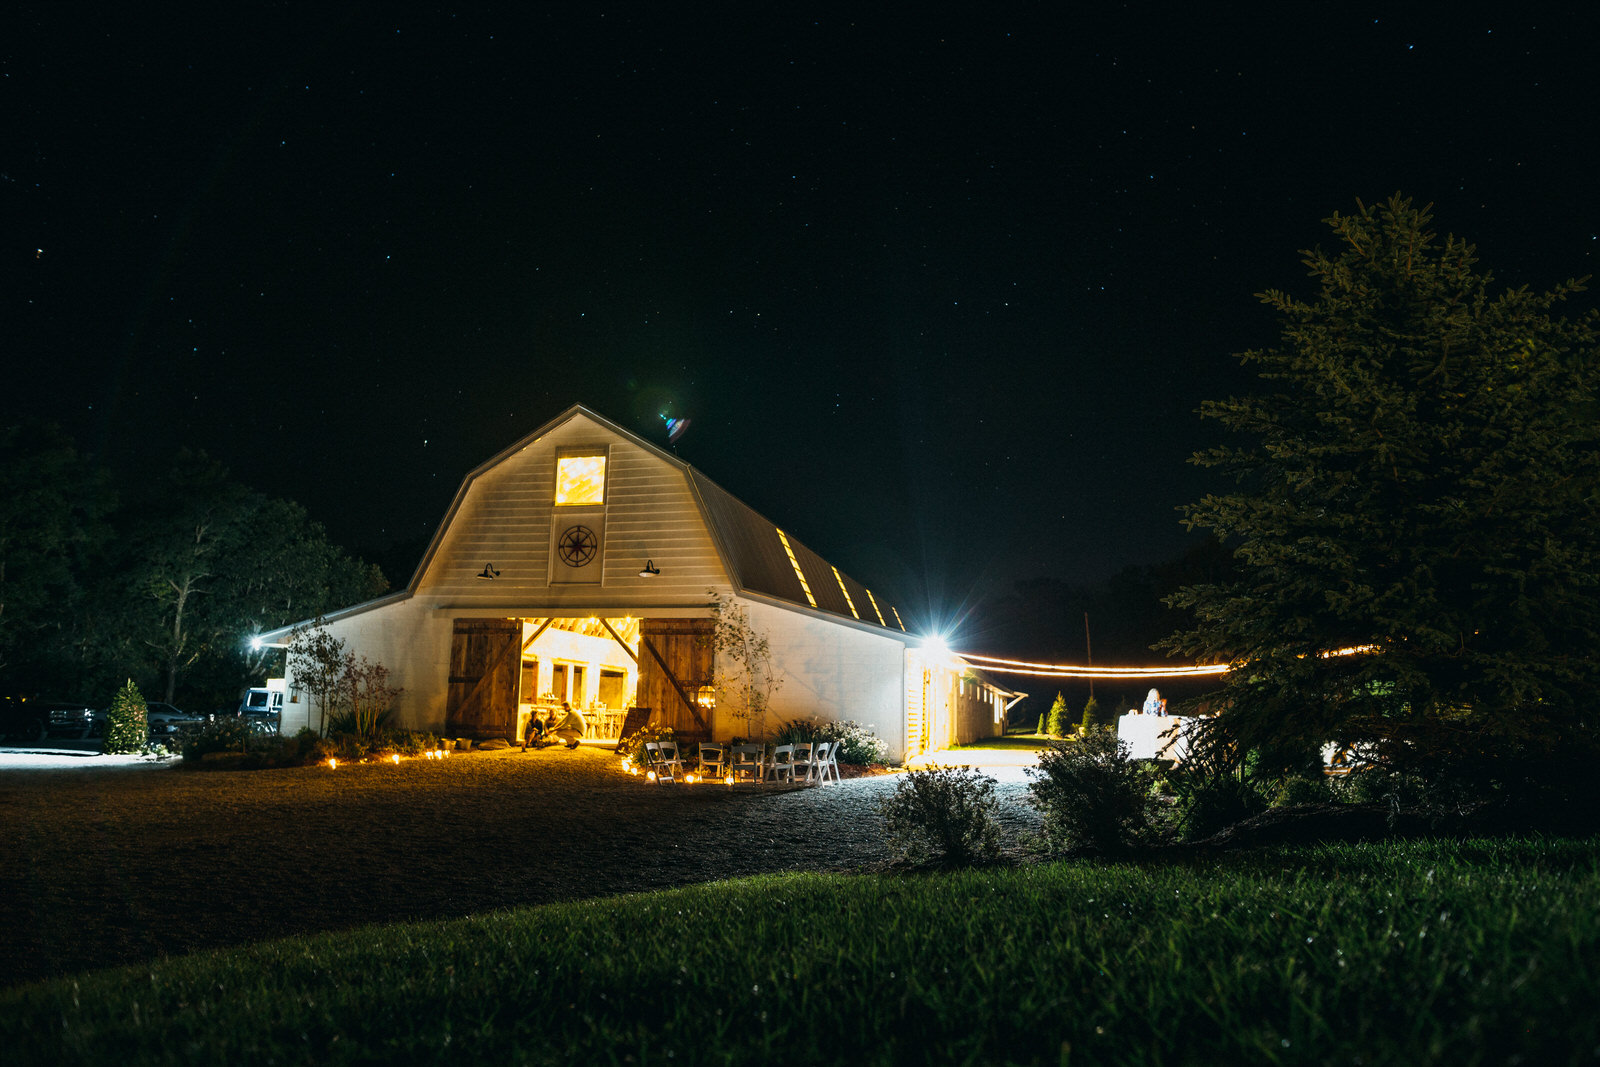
[1080,695,1102,733]
[1045,692,1070,737]
[1164,195,1600,778]
[103,679,148,755]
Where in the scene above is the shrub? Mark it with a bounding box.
[290,727,324,760]
[326,653,401,739]
[617,722,677,765]
[1045,692,1070,737]
[1027,728,1151,853]
[1273,773,1334,807]
[829,720,888,765]
[772,716,829,746]
[772,717,886,764]
[1035,709,1046,736]
[1170,768,1270,841]
[388,730,442,756]
[181,718,242,761]
[319,731,377,762]
[179,719,309,768]
[101,679,149,755]
[326,703,394,739]
[878,766,1002,866]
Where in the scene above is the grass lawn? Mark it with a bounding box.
[5,837,1597,1065]
[953,734,1052,751]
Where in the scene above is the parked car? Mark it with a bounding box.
[143,702,207,744]
[43,701,100,740]
[85,701,208,744]
[1,697,50,743]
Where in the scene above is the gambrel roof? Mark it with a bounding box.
[260,404,907,641]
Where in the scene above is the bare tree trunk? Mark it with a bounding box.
[164,579,189,704]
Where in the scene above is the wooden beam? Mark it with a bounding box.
[639,632,708,732]
[597,617,640,663]
[523,617,554,652]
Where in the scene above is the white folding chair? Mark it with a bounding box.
[812,741,833,784]
[698,742,728,779]
[729,743,764,783]
[821,739,842,782]
[791,741,815,783]
[643,741,681,783]
[767,743,796,783]
[656,740,686,779]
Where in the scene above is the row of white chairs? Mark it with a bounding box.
[641,740,843,784]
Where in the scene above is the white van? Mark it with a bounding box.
[238,684,285,733]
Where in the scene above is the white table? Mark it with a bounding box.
[1116,713,1192,761]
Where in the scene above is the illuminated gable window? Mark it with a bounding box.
[831,566,860,620]
[776,529,818,608]
[555,452,607,505]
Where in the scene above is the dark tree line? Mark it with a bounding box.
[0,423,387,711]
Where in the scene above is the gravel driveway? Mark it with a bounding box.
[0,746,1041,987]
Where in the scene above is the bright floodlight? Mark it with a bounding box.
[923,634,950,660]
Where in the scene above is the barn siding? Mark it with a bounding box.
[737,597,907,761]
[416,420,731,608]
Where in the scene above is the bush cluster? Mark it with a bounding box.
[769,717,887,764]
[1027,729,1152,853]
[830,720,888,765]
[180,720,440,767]
[878,765,1002,866]
[180,717,261,761]
[616,722,677,765]
[1168,769,1270,842]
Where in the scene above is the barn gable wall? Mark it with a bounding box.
[415,414,732,608]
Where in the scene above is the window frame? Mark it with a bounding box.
[553,447,610,507]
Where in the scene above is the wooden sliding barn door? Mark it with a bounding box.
[445,618,521,740]
[636,618,714,736]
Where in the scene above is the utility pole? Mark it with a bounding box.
[1084,611,1094,700]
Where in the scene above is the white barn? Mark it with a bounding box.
[256,405,1020,762]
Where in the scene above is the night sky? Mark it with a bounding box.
[6,6,1598,638]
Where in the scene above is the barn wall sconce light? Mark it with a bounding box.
[476,563,500,580]
[638,559,660,578]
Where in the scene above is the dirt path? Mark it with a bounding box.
[0,747,1040,987]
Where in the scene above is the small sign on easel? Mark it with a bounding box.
[614,706,652,750]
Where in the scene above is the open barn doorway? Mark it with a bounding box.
[445,614,719,745]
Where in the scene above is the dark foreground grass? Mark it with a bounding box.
[4,838,1597,1066]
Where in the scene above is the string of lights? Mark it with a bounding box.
[952,650,1231,680]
